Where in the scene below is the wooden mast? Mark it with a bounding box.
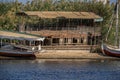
[118,0,120,48]
[115,0,119,47]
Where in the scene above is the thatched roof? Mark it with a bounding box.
[0,30,45,41]
[17,11,102,19]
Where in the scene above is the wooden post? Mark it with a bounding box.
[1,38,2,47]
[68,38,72,44]
[51,38,53,46]
[59,38,63,45]
[30,41,31,47]
[33,40,36,51]
[10,39,12,44]
[77,38,80,44]
[90,19,95,53]
[38,41,41,51]
[29,41,32,51]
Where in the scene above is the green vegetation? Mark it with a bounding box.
[0,0,117,41]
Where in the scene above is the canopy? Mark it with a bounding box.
[0,30,45,41]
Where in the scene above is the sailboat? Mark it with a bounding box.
[101,0,120,57]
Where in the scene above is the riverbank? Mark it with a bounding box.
[0,50,120,60]
[35,50,120,60]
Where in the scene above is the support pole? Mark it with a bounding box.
[1,38,2,47]
[33,40,35,50]
[30,41,32,51]
[30,41,31,47]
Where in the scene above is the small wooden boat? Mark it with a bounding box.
[101,44,120,57]
[101,0,120,57]
[0,30,45,58]
[0,50,35,58]
[0,45,35,58]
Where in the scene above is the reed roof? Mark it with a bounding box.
[18,11,102,19]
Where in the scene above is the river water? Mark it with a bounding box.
[0,59,120,80]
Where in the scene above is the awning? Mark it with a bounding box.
[0,30,45,41]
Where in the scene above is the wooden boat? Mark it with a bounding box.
[0,30,45,58]
[101,44,120,57]
[101,0,120,57]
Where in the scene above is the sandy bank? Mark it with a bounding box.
[35,50,120,60]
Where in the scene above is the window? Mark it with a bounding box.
[73,38,77,43]
[64,38,68,43]
[52,38,59,43]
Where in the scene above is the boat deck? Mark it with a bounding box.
[0,49,33,54]
[0,45,33,54]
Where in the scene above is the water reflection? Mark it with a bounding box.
[0,59,120,80]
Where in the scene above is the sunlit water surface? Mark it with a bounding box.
[0,59,120,80]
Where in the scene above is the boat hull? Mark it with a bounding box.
[101,44,120,57]
[0,51,36,58]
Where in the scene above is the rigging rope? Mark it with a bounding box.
[105,13,115,41]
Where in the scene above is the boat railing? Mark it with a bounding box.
[0,49,33,54]
[13,44,40,51]
[106,44,118,49]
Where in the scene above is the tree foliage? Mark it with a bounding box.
[0,0,115,32]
